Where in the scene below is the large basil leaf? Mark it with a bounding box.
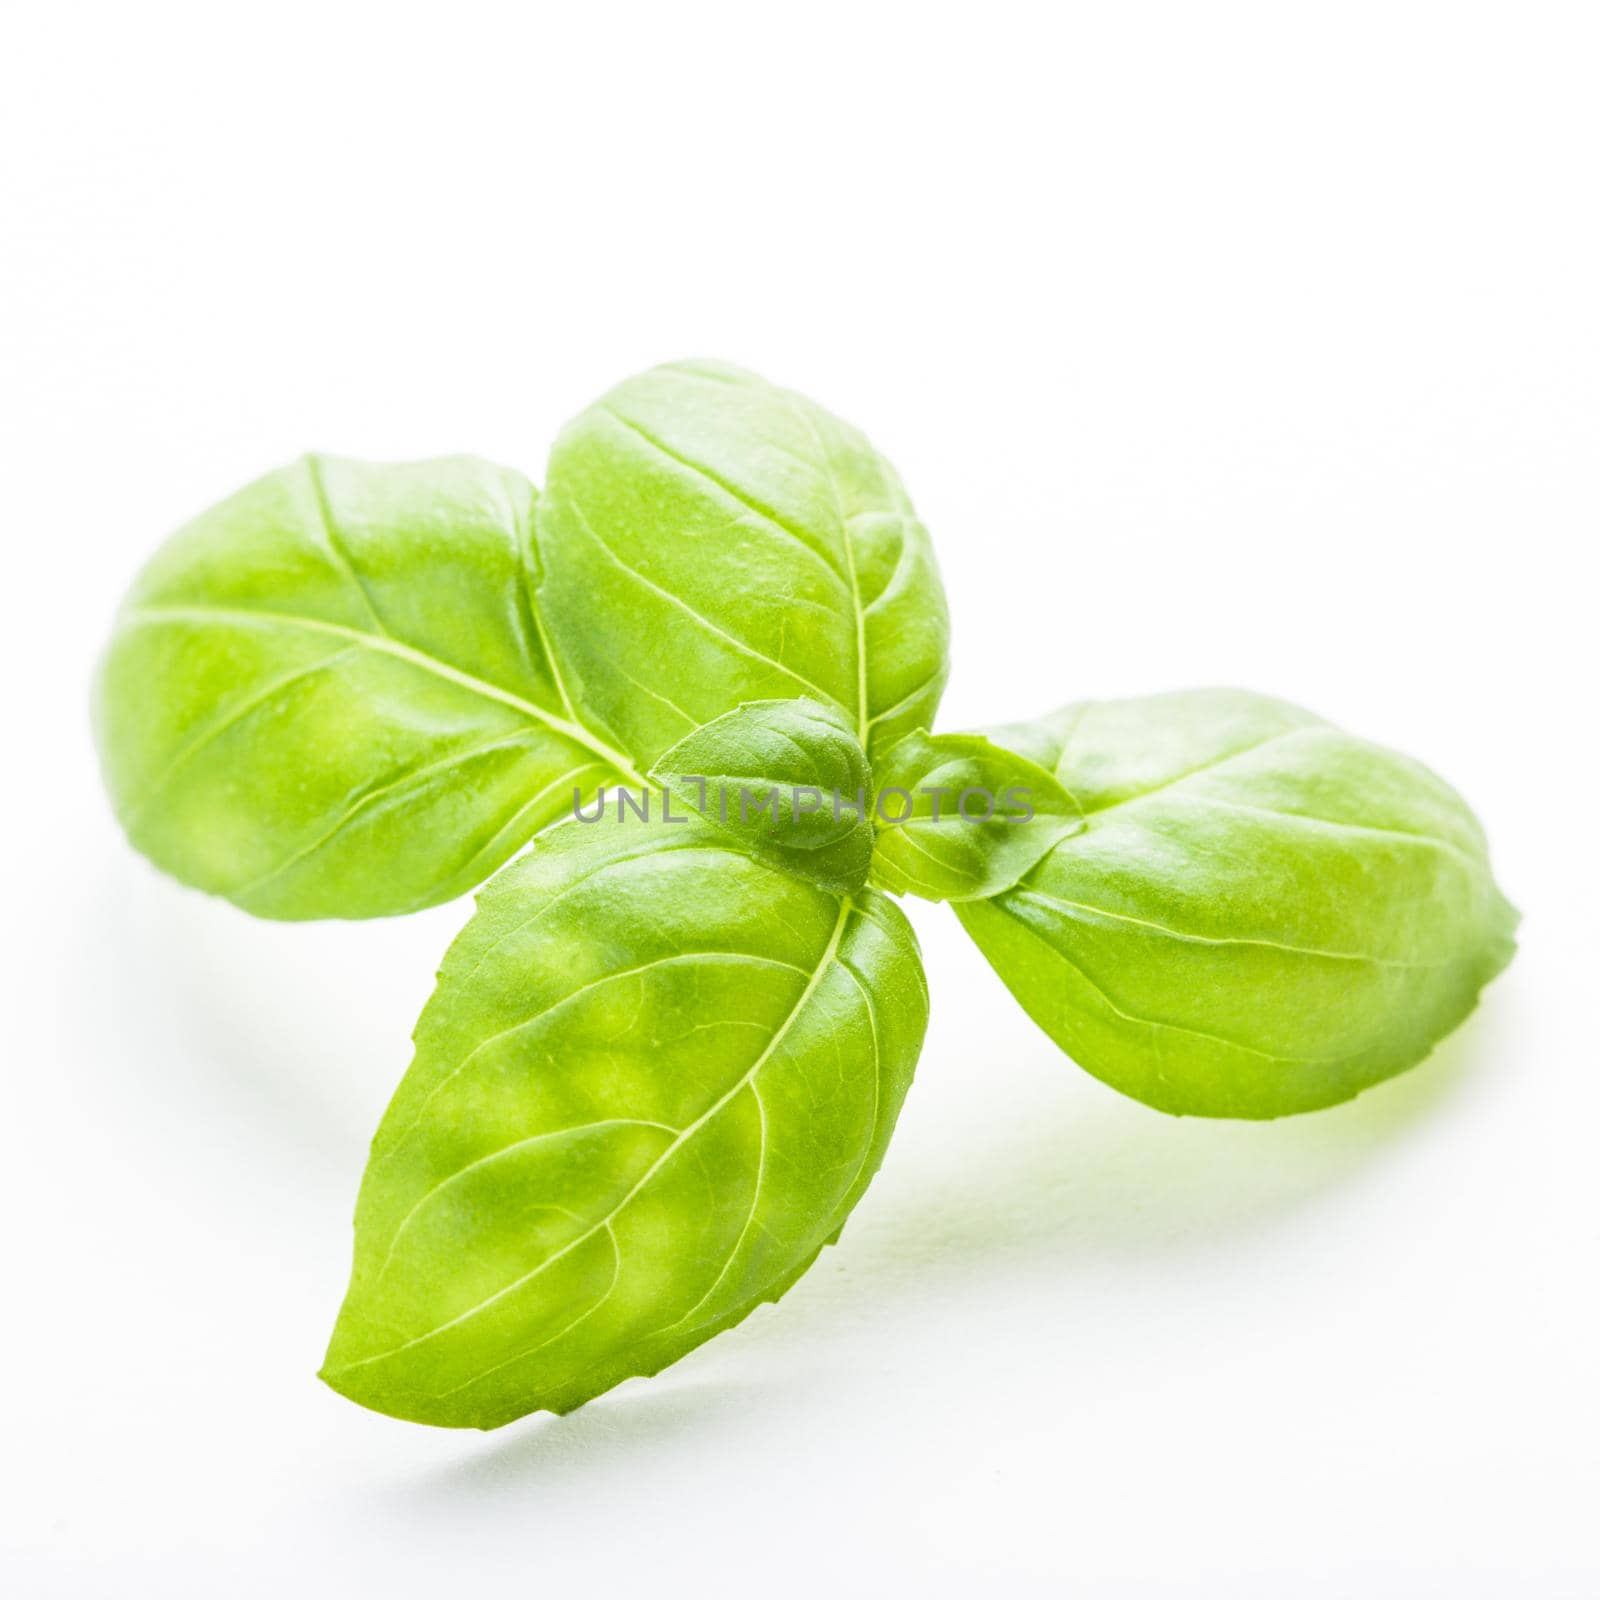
[94,456,640,919]
[648,697,876,893]
[956,690,1518,1118]
[320,818,927,1427]
[533,360,951,770]
[869,729,1084,902]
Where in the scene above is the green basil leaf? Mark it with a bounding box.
[93,455,641,919]
[533,360,950,769]
[956,689,1518,1118]
[320,818,927,1427]
[647,697,875,893]
[868,730,1084,902]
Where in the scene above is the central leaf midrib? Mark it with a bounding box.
[781,392,870,745]
[122,603,647,786]
[326,896,856,1378]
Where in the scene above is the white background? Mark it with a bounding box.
[4,4,1596,1595]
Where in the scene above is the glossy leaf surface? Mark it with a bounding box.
[94,456,638,919]
[534,360,950,768]
[957,690,1518,1117]
[322,819,927,1427]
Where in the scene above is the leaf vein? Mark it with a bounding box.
[326,900,857,1378]
[559,499,840,707]
[1010,888,1454,970]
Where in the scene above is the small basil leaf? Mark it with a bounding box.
[957,689,1518,1118]
[94,455,642,919]
[647,698,875,893]
[869,730,1085,902]
[320,817,927,1428]
[533,360,951,769]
